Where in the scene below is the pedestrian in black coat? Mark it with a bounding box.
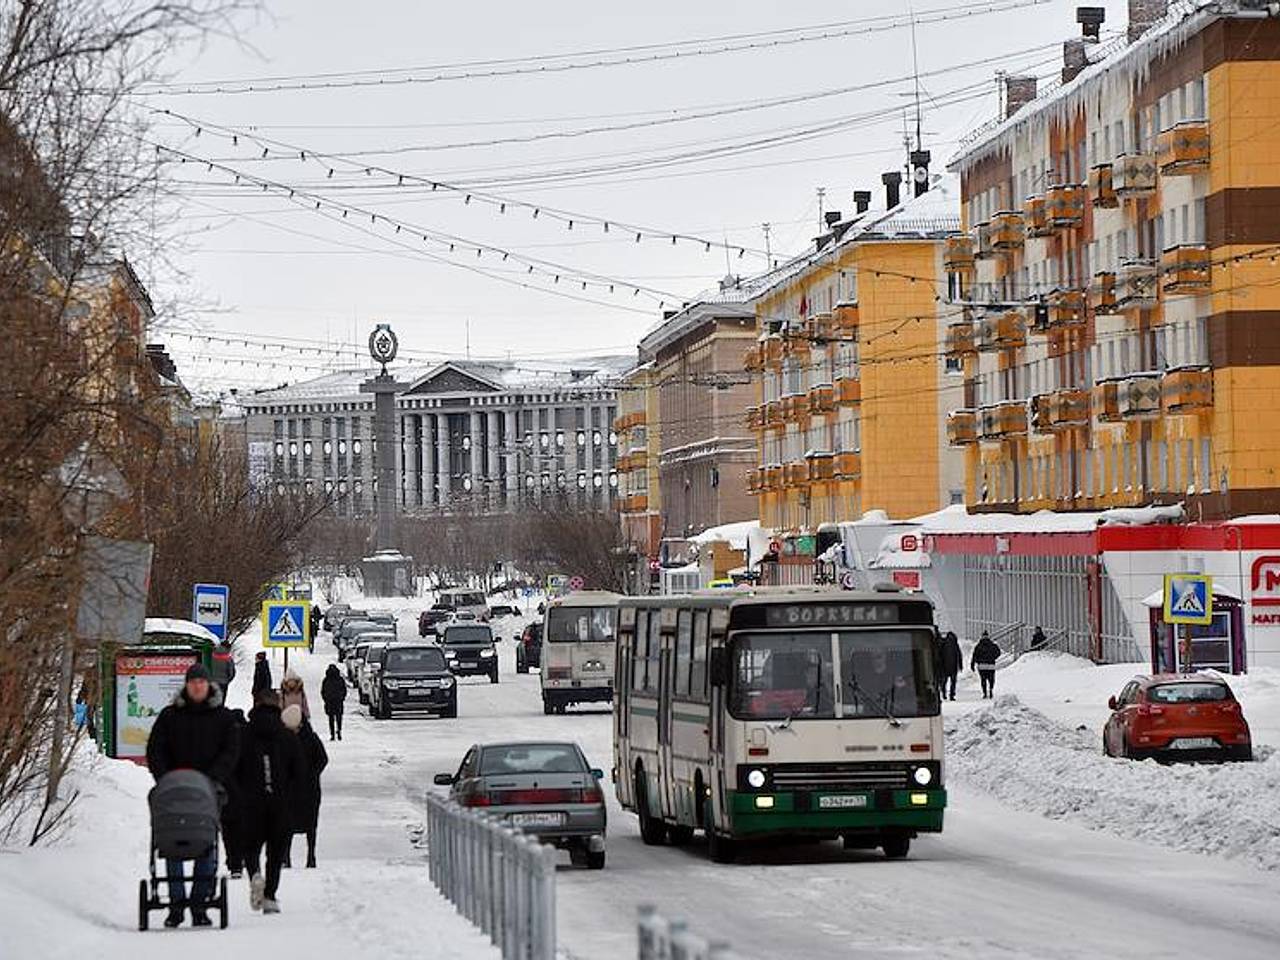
[218,708,251,877]
[281,705,328,868]
[235,691,303,915]
[252,651,273,697]
[971,632,1002,699]
[320,664,347,741]
[145,663,239,927]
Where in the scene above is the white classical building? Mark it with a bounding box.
[240,356,630,515]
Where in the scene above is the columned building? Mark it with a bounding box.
[241,357,629,515]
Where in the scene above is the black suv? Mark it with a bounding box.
[440,623,499,683]
[418,605,451,638]
[372,645,457,719]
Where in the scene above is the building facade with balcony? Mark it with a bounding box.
[947,1,1280,520]
[615,361,662,563]
[240,356,628,515]
[748,175,967,534]
[637,282,761,540]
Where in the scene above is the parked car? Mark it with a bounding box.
[358,640,394,707]
[336,619,394,660]
[440,623,499,683]
[346,640,372,686]
[488,604,520,620]
[1103,673,1253,762]
[515,621,543,674]
[322,603,351,631]
[433,741,606,869]
[371,644,456,719]
[419,606,452,638]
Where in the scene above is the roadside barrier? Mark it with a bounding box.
[425,792,557,960]
[637,905,737,960]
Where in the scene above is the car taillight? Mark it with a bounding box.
[492,788,581,805]
[581,786,603,804]
[460,792,491,807]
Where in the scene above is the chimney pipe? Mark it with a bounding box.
[1077,6,1105,41]
[1128,0,1168,44]
[853,190,872,214]
[909,149,932,197]
[1062,39,1089,84]
[882,171,903,210]
[1004,75,1038,119]
[823,210,842,228]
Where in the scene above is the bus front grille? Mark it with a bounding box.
[770,765,910,791]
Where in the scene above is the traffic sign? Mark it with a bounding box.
[1163,574,1212,625]
[192,583,230,641]
[262,600,311,648]
[569,575,586,591]
[839,571,858,590]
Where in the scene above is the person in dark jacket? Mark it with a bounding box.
[281,704,328,868]
[320,664,347,741]
[145,663,239,928]
[1029,625,1047,651]
[235,690,303,915]
[939,632,963,701]
[220,708,250,877]
[310,605,323,653]
[970,631,1002,699]
[252,651,273,697]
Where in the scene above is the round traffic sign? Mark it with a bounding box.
[768,540,782,554]
[569,575,585,591]
[840,571,858,590]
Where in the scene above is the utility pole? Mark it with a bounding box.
[816,187,826,232]
[762,223,772,266]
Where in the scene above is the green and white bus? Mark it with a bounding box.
[613,587,945,862]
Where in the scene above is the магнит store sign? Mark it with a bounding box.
[1250,556,1280,624]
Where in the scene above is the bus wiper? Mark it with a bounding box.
[846,675,902,728]
[770,675,823,733]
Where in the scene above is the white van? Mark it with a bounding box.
[436,588,490,621]
[540,591,622,714]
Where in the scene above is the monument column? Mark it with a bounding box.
[359,323,413,596]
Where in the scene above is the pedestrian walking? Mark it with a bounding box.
[1030,625,1047,651]
[971,631,1002,699]
[280,668,311,719]
[320,663,347,741]
[145,662,239,928]
[281,704,328,869]
[940,631,962,701]
[220,708,250,878]
[252,651,273,697]
[235,690,302,916]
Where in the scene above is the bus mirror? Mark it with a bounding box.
[709,647,727,687]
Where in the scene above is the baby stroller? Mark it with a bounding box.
[138,769,229,930]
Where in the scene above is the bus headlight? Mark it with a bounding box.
[912,766,933,786]
[746,769,767,789]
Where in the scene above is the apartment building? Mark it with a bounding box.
[615,361,662,562]
[946,0,1280,519]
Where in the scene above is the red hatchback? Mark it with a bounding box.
[1103,674,1252,762]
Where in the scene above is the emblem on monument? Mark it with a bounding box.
[368,323,398,373]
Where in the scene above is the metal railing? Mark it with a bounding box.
[425,792,557,960]
[638,906,737,960]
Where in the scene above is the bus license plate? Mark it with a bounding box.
[818,794,870,809]
[1169,737,1216,750]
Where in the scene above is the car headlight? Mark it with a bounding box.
[442,676,455,686]
[912,766,933,786]
[444,650,457,658]
[480,648,496,658]
[746,769,766,789]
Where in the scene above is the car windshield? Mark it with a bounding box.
[546,606,617,643]
[479,744,585,776]
[367,645,390,664]
[353,645,370,659]
[1150,682,1230,703]
[730,629,939,721]
[342,620,378,635]
[444,626,492,645]
[384,648,447,674]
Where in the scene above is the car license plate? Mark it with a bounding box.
[818,793,870,809]
[508,812,565,827]
[408,688,430,697]
[1169,737,1216,750]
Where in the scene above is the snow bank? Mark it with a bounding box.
[946,696,1280,872]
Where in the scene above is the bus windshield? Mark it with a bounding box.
[730,629,938,721]
[546,606,617,644]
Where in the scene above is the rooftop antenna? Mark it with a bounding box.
[909,3,923,154]
[816,187,826,232]
[465,318,471,359]
[762,222,773,266]
[722,231,732,276]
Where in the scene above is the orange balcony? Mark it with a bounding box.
[1161,367,1213,413]
[781,394,808,422]
[807,383,835,415]
[833,302,860,332]
[1048,288,1087,329]
[806,452,835,482]
[764,400,784,426]
[622,493,649,513]
[781,329,810,359]
[836,378,861,405]
[974,221,995,259]
[1088,163,1118,209]
[1118,375,1162,419]
[1030,394,1054,434]
[764,465,783,490]
[834,451,861,478]
[1024,194,1052,238]
[763,336,783,367]
[783,462,809,486]
[946,320,976,358]
[743,343,764,372]
[991,210,1026,251]
[805,312,833,342]
[979,401,1028,440]
[1113,152,1156,197]
[1161,244,1211,294]
[1092,380,1121,422]
[1088,272,1117,314]
[976,309,1027,352]
[746,405,764,430]
[944,236,975,273]
[746,468,763,495]
[1046,183,1085,228]
[1157,120,1209,175]
[946,409,978,446]
[1117,259,1158,310]
[1049,388,1090,428]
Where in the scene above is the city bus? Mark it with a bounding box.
[613,586,944,863]
[540,591,623,715]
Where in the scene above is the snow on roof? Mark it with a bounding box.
[690,520,760,551]
[914,503,1185,537]
[143,618,219,643]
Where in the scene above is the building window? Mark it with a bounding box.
[274,441,284,458]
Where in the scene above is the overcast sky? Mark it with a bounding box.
[147,0,1130,394]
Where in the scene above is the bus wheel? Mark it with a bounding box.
[881,834,911,860]
[635,770,667,846]
[542,699,553,715]
[668,825,694,846]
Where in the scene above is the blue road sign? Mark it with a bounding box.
[192,583,230,641]
[1163,574,1212,626]
[262,600,311,648]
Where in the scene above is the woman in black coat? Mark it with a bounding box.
[320,663,347,741]
[235,692,302,914]
[282,705,328,868]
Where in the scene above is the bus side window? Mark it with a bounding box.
[632,610,649,693]
[690,611,710,701]
[646,610,662,694]
[674,610,693,697]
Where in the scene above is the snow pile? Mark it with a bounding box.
[946,695,1280,872]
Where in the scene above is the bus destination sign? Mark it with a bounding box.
[764,603,902,628]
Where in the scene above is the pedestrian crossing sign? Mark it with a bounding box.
[1163,574,1212,626]
[262,599,311,648]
